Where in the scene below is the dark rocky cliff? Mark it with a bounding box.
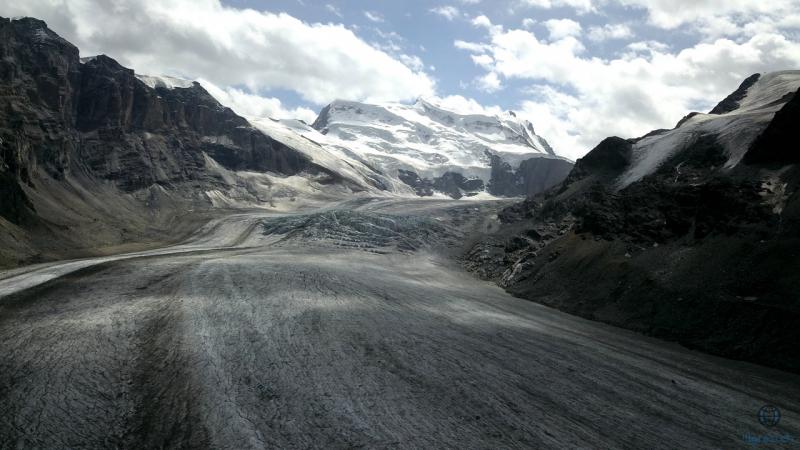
[488,153,574,197]
[743,87,800,165]
[708,73,761,115]
[0,17,318,202]
[396,155,573,199]
[465,79,800,373]
[0,17,344,267]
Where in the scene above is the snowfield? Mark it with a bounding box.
[248,116,409,195]
[313,98,561,180]
[248,97,570,198]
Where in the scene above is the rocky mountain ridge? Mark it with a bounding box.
[464,70,800,373]
[0,17,378,267]
[0,16,573,267]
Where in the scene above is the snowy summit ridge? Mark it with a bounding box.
[249,96,573,199]
[311,97,561,180]
[618,70,800,188]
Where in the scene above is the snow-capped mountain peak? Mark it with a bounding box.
[410,97,555,156]
[312,97,562,176]
[246,97,573,199]
[299,97,572,198]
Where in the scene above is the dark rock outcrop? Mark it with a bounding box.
[573,137,632,172]
[397,169,484,199]
[311,103,332,133]
[398,154,572,199]
[675,112,701,128]
[76,54,314,191]
[0,170,32,224]
[432,172,484,199]
[397,169,434,196]
[488,153,573,197]
[743,88,800,165]
[465,73,800,373]
[709,73,760,114]
[562,137,632,186]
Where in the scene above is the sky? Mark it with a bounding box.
[3,0,800,160]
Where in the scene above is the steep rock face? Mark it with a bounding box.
[0,17,353,267]
[567,136,632,180]
[397,169,434,197]
[487,153,573,197]
[465,71,800,373]
[0,17,319,199]
[0,17,81,224]
[709,73,761,114]
[76,55,315,191]
[396,169,486,199]
[743,88,800,165]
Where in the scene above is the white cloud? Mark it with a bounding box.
[430,95,504,115]
[399,54,425,71]
[521,0,595,14]
[587,24,633,41]
[364,11,384,23]
[471,53,495,68]
[454,39,491,53]
[200,80,318,123]
[625,40,670,55]
[471,15,503,34]
[522,18,537,29]
[2,0,435,108]
[458,21,800,159]
[614,0,800,33]
[472,15,493,28]
[544,18,583,40]
[325,4,343,18]
[430,6,461,21]
[476,72,503,92]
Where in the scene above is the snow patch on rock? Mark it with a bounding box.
[618,71,800,188]
[136,74,195,90]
